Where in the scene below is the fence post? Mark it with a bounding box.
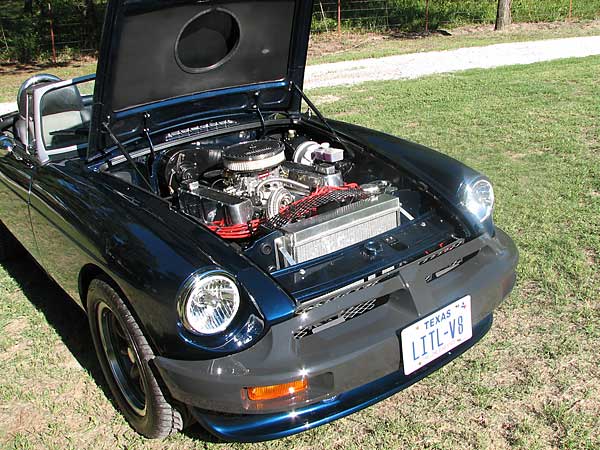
[0,22,9,53]
[319,2,329,32]
[568,0,573,20]
[337,0,341,34]
[385,0,389,29]
[48,2,57,64]
[425,0,430,32]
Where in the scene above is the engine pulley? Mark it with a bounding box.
[267,187,295,218]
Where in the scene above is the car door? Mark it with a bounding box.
[0,96,40,258]
[27,76,97,304]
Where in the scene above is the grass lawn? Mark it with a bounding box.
[0,20,599,104]
[1,56,599,449]
[0,58,97,106]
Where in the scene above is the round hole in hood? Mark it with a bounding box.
[175,9,240,73]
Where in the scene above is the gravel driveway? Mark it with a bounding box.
[1,36,599,116]
[304,36,600,88]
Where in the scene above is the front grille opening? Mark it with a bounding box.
[425,250,479,283]
[293,296,388,340]
[296,263,402,315]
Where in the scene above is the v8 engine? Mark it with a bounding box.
[154,129,418,268]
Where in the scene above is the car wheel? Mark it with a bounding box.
[87,278,183,438]
[0,222,19,262]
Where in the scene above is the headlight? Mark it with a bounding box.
[178,270,240,335]
[462,179,494,222]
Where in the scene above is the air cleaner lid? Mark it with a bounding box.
[223,140,285,172]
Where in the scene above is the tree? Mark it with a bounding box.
[23,0,33,14]
[83,0,99,48]
[495,0,512,30]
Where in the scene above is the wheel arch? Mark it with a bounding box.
[79,263,134,317]
[79,263,107,312]
[78,263,164,356]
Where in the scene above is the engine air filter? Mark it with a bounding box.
[223,140,285,172]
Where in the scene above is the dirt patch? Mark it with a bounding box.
[584,248,598,267]
[450,19,600,36]
[506,149,545,160]
[0,402,48,438]
[332,108,363,118]
[313,94,342,105]
[0,55,96,76]
[307,29,452,61]
[54,342,83,370]
[0,313,31,365]
[0,341,30,362]
[308,31,384,61]
[507,152,526,160]
[2,317,28,336]
[515,280,543,300]
[308,20,600,61]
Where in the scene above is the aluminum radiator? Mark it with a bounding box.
[274,194,401,268]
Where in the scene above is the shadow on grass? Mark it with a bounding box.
[0,60,79,73]
[0,57,97,76]
[1,251,113,393]
[1,250,220,443]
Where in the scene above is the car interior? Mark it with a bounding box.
[40,83,92,149]
[12,74,92,154]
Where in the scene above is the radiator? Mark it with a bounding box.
[274,194,401,268]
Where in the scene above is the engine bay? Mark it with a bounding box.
[158,130,365,236]
[107,124,462,271]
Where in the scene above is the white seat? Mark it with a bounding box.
[39,83,88,150]
[42,111,85,148]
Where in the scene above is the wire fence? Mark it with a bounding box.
[312,0,600,33]
[1,0,599,63]
[0,0,106,62]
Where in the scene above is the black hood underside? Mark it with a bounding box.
[109,0,296,112]
[89,0,313,157]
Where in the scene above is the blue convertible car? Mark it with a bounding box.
[0,0,518,442]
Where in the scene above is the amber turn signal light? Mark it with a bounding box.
[246,379,308,401]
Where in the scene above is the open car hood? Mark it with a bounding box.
[89,0,313,158]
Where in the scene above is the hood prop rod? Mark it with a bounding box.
[102,122,153,192]
[252,91,266,139]
[143,112,156,165]
[291,83,349,154]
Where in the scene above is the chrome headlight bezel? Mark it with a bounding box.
[461,178,495,223]
[177,269,241,336]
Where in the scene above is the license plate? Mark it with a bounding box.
[401,295,472,375]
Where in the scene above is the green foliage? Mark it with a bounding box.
[0,0,106,63]
[1,0,599,62]
[311,17,339,33]
[313,0,600,32]
[512,0,600,22]
[9,16,40,63]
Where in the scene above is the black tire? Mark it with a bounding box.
[87,279,183,439]
[0,222,19,262]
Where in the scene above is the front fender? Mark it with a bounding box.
[89,172,297,359]
[32,160,295,360]
[329,119,493,236]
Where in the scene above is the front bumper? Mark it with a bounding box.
[154,228,518,441]
[191,314,493,442]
